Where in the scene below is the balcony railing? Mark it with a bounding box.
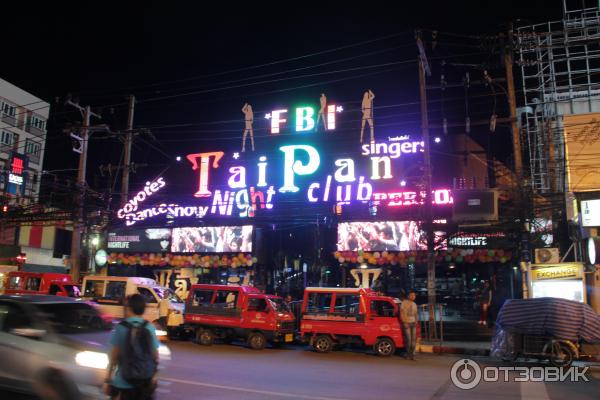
[1,114,16,127]
[25,124,45,137]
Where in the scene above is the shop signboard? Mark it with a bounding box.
[6,153,27,196]
[581,199,600,227]
[529,262,585,303]
[447,231,512,248]
[182,136,452,219]
[107,228,171,253]
[530,263,583,281]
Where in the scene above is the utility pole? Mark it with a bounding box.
[67,101,101,283]
[502,26,530,299]
[503,27,523,179]
[416,31,437,340]
[121,95,135,204]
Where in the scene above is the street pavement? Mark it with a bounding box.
[2,340,598,399]
[155,340,600,400]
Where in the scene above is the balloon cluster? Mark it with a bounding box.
[334,249,512,266]
[107,253,258,268]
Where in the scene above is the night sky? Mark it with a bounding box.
[3,2,564,198]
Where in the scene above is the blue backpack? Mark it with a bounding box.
[119,320,158,384]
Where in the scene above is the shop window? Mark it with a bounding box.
[214,290,238,309]
[370,300,395,317]
[191,290,213,307]
[8,276,21,289]
[137,287,157,304]
[334,294,360,315]
[84,280,105,298]
[306,292,333,313]
[25,277,41,291]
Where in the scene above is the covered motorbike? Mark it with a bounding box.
[490,297,600,366]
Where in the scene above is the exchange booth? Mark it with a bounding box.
[529,263,586,303]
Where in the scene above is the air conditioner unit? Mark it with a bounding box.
[452,190,498,223]
[534,248,560,264]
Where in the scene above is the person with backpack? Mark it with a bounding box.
[104,294,160,400]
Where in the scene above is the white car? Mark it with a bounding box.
[0,294,170,400]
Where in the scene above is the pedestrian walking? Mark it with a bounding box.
[400,291,418,360]
[478,281,493,326]
[104,294,160,400]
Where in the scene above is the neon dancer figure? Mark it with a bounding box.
[316,93,327,131]
[360,89,375,143]
[241,103,254,152]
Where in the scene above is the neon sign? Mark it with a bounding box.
[11,156,24,174]
[181,137,453,218]
[266,104,342,134]
[117,177,166,219]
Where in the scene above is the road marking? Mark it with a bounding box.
[520,380,550,400]
[162,377,348,400]
[428,378,452,400]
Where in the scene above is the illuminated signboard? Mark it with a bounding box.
[266,102,343,134]
[171,226,253,253]
[107,228,171,252]
[115,133,451,225]
[117,177,166,222]
[448,231,511,248]
[184,136,451,218]
[7,153,27,195]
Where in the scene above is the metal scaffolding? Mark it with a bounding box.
[517,0,600,193]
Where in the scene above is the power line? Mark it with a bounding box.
[89,32,412,96]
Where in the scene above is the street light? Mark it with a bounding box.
[91,237,99,247]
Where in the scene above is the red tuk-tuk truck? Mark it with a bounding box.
[300,287,406,356]
[184,284,295,349]
[4,271,80,297]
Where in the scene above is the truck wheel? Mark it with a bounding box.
[313,335,333,353]
[547,342,573,368]
[374,338,396,357]
[247,332,266,350]
[197,328,214,346]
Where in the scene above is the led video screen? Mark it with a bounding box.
[337,221,428,252]
[171,226,253,253]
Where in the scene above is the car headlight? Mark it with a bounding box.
[158,344,171,361]
[155,329,168,337]
[75,351,109,369]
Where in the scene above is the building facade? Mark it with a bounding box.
[0,77,48,205]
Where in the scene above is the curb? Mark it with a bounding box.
[419,344,490,356]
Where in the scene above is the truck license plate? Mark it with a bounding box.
[285,333,293,342]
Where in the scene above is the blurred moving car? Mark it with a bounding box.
[0,294,170,400]
[81,276,184,340]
